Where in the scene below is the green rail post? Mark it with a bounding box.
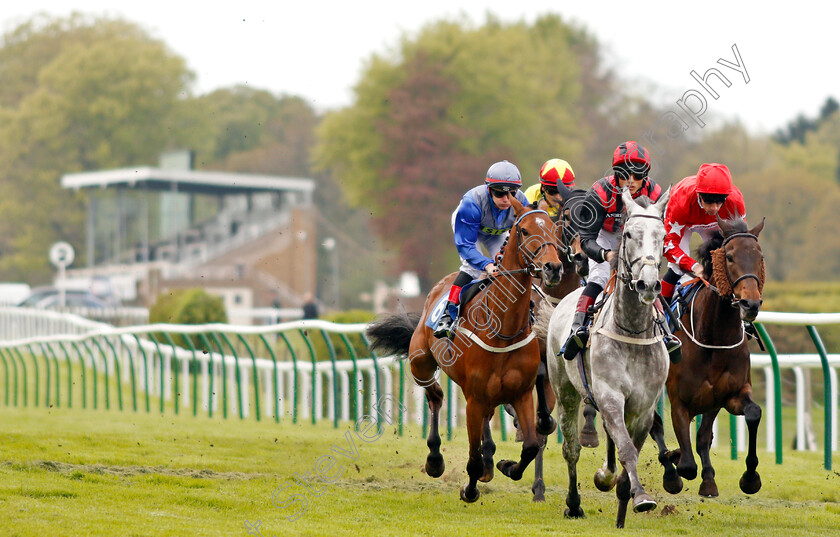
[131,335,151,413]
[0,348,9,406]
[218,333,244,420]
[298,329,318,425]
[13,348,28,407]
[57,342,73,409]
[237,334,261,422]
[71,342,87,409]
[43,343,62,408]
[102,337,124,411]
[25,345,39,407]
[38,343,56,408]
[182,334,199,417]
[278,332,298,423]
[6,348,19,407]
[89,338,111,410]
[197,333,216,418]
[79,340,99,410]
[337,333,361,423]
[730,414,738,460]
[257,334,279,423]
[162,333,181,415]
[500,405,508,442]
[319,330,340,429]
[446,375,454,441]
[806,325,833,471]
[360,334,382,426]
[755,323,783,464]
[398,360,405,436]
[118,337,138,412]
[148,334,166,414]
[209,333,229,419]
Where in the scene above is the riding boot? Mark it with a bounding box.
[654,297,682,364]
[562,293,596,361]
[434,281,465,339]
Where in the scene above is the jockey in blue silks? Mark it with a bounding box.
[433,160,530,339]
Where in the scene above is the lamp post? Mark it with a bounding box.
[322,237,339,310]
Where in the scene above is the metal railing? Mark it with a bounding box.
[0,308,836,469]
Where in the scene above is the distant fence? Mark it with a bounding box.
[0,308,837,469]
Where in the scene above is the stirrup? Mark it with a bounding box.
[433,313,456,339]
[562,327,589,361]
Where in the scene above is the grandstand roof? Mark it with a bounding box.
[61,167,315,195]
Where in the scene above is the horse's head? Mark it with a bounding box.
[554,184,590,278]
[713,215,766,321]
[618,187,670,305]
[507,195,563,286]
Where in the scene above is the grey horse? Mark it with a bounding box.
[546,187,670,528]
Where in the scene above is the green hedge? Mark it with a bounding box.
[149,288,228,349]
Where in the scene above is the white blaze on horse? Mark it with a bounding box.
[546,187,670,528]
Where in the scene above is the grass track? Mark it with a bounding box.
[0,407,838,536]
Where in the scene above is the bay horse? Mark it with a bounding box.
[546,187,670,528]
[649,215,765,497]
[366,196,562,502]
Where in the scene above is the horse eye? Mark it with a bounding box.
[521,229,530,237]
[726,254,734,262]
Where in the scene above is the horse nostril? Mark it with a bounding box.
[636,280,647,292]
[653,281,662,294]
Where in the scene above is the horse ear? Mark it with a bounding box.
[621,187,635,212]
[653,186,671,216]
[716,213,735,236]
[510,193,526,216]
[557,181,573,202]
[749,217,765,237]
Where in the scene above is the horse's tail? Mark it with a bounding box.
[365,311,422,358]
[533,298,555,341]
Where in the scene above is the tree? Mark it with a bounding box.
[0,14,195,282]
[315,15,592,285]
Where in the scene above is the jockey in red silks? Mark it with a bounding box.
[561,141,682,362]
[661,163,747,300]
[433,160,530,339]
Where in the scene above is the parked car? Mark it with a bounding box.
[16,287,108,309]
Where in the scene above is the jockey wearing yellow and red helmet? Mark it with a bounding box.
[524,158,576,220]
[660,163,747,300]
[433,161,530,339]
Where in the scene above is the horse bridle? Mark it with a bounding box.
[494,209,560,278]
[718,232,761,306]
[617,213,663,292]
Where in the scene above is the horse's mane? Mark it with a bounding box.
[696,217,748,276]
[632,196,654,208]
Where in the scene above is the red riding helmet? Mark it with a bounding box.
[485,160,522,191]
[612,141,651,179]
[539,158,576,188]
[695,163,733,195]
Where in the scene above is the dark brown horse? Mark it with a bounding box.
[366,196,562,502]
[649,215,765,497]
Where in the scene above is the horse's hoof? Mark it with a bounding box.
[564,506,585,519]
[536,415,557,436]
[478,465,494,483]
[699,480,719,498]
[739,471,762,495]
[579,429,599,448]
[632,493,657,513]
[663,471,684,495]
[496,460,521,481]
[425,453,445,478]
[460,483,480,503]
[532,480,545,502]
[594,468,616,492]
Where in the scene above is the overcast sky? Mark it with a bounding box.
[1,1,835,135]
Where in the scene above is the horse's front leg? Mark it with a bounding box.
[479,413,496,482]
[649,410,682,494]
[727,391,762,494]
[580,402,600,447]
[461,400,489,502]
[696,408,721,497]
[598,394,657,515]
[535,358,557,435]
[557,387,584,517]
[497,390,540,481]
[670,400,698,481]
[423,382,446,478]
